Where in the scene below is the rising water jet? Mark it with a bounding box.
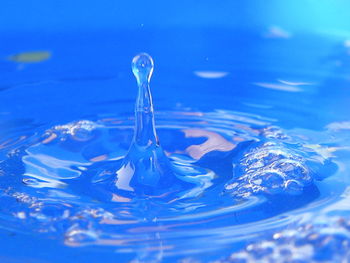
[114,53,183,195]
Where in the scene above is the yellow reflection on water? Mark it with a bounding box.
[7,51,51,63]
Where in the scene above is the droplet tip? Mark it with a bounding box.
[132,53,154,82]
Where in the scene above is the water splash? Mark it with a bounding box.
[114,53,175,194]
[113,53,213,197]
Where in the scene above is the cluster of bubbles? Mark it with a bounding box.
[43,120,98,142]
[1,186,70,233]
[224,126,334,198]
[209,215,350,263]
[224,141,312,197]
[260,126,291,140]
[64,207,116,246]
[2,183,117,243]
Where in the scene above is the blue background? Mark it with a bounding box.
[1,0,350,35]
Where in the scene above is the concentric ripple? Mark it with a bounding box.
[0,107,341,262]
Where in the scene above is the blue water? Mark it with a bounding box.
[0,28,350,263]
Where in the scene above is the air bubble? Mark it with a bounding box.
[272,160,311,184]
[285,180,304,195]
[47,120,97,142]
[253,170,286,194]
[30,204,70,221]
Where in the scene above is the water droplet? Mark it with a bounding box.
[114,54,176,194]
[132,53,154,86]
[111,54,214,198]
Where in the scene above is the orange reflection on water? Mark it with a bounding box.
[90,154,108,162]
[183,129,235,159]
[111,193,132,203]
[42,133,57,144]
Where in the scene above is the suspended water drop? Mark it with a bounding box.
[112,53,214,197]
[114,54,180,195]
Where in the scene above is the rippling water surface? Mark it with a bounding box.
[0,29,350,262]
